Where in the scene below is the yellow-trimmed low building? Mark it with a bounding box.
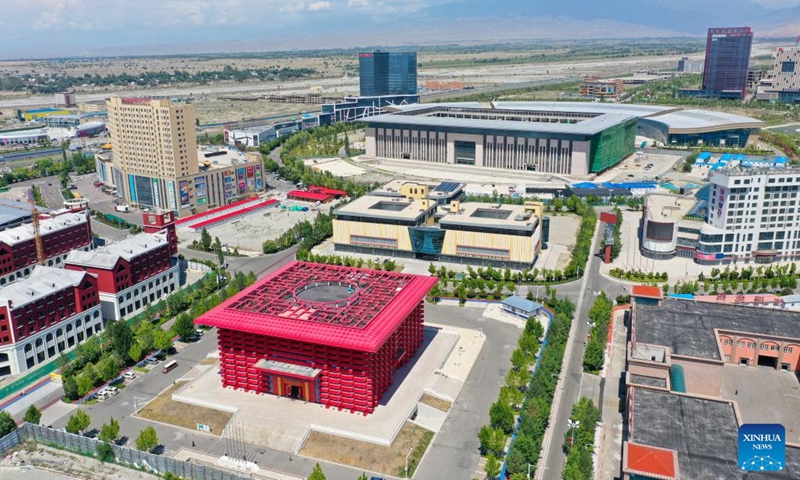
[333,190,543,269]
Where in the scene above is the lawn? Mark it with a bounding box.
[136,381,233,436]
[300,422,434,477]
[419,393,452,412]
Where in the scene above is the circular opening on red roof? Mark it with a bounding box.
[295,281,358,306]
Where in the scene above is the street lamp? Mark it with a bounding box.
[405,446,413,478]
[527,462,535,480]
[567,420,580,447]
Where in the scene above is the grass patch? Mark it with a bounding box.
[419,393,451,412]
[136,381,233,436]
[300,422,433,476]
[134,366,149,373]
[200,358,217,365]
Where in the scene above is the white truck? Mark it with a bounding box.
[115,205,130,212]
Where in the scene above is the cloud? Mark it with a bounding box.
[348,0,370,6]
[307,1,332,11]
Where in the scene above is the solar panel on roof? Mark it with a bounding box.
[434,182,459,192]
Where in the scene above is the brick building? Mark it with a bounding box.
[0,266,103,377]
[0,211,93,286]
[196,262,437,414]
[65,212,179,321]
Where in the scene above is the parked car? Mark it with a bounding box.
[123,371,135,380]
[106,386,119,395]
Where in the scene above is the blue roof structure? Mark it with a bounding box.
[720,154,733,161]
[572,182,599,189]
[434,181,461,193]
[668,294,695,300]
[501,295,544,314]
[776,157,788,164]
[697,152,711,161]
[733,154,746,161]
[601,182,657,189]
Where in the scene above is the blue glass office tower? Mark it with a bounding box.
[359,51,417,97]
[702,27,753,98]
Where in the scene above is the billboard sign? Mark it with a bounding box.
[166,180,177,210]
[179,181,190,208]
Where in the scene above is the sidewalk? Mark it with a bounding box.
[599,308,628,480]
[172,448,304,480]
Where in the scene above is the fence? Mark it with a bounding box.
[1,423,259,480]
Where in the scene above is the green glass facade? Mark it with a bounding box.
[588,118,637,173]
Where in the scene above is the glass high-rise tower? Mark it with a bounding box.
[359,51,417,97]
[702,27,753,98]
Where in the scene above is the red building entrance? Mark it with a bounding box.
[255,359,321,403]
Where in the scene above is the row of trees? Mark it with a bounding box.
[0,66,317,94]
[479,315,546,464]
[0,152,96,189]
[561,398,601,480]
[190,228,235,264]
[295,250,397,271]
[582,292,614,374]
[263,210,333,254]
[503,295,575,478]
[703,263,797,281]
[89,209,142,233]
[608,269,669,282]
[62,269,256,401]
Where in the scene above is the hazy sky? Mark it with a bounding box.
[3,0,800,58]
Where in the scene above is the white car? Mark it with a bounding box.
[123,371,135,380]
[106,386,119,395]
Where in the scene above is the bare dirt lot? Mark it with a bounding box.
[136,382,232,436]
[192,95,320,126]
[299,422,434,477]
[419,393,452,412]
[0,444,160,480]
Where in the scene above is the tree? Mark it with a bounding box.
[99,417,120,443]
[583,340,605,373]
[76,374,94,398]
[428,263,437,276]
[173,313,195,341]
[511,348,530,371]
[200,228,212,251]
[478,424,506,457]
[23,404,41,425]
[96,441,115,462]
[136,426,159,452]
[484,453,501,480]
[129,343,143,363]
[489,401,515,434]
[109,320,134,361]
[66,409,91,435]
[0,411,16,437]
[62,375,79,400]
[153,329,173,352]
[357,474,368,480]
[308,462,326,480]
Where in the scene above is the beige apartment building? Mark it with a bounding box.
[97,97,265,217]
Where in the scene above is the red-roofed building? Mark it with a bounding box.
[196,261,437,414]
[308,186,347,198]
[286,190,334,203]
[631,285,663,307]
[623,442,679,479]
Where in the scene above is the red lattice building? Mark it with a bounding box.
[196,261,437,414]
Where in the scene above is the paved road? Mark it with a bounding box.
[72,173,143,226]
[540,218,628,479]
[415,304,521,480]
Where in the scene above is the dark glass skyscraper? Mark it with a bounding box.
[702,27,753,98]
[359,51,417,97]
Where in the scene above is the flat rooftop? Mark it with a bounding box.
[197,146,258,170]
[0,266,87,309]
[195,261,438,352]
[0,198,49,228]
[334,195,432,221]
[369,103,636,136]
[631,387,800,479]
[372,180,465,199]
[635,298,800,360]
[644,194,696,222]
[439,202,538,232]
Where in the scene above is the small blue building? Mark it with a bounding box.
[501,295,544,319]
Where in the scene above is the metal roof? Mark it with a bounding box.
[0,212,87,246]
[366,107,636,136]
[501,295,543,313]
[195,261,438,352]
[0,266,88,309]
[65,231,169,269]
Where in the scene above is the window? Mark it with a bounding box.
[760,344,769,351]
[724,339,733,346]
[737,341,745,347]
[747,342,755,349]
[785,347,794,354]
